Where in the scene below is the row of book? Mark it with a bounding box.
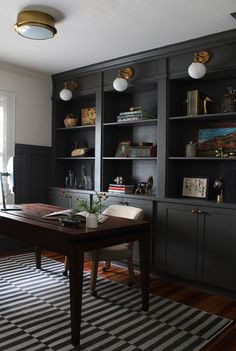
[117,110,157,122]
[108,184,135,194]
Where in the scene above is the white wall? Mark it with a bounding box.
[0,63,52,147]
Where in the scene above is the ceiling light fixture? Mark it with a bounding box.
[14,10,57,40]
[59,81,78,101]
[113,67,134,92]
[188,51,210,79]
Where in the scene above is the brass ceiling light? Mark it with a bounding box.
[14,10,57,40]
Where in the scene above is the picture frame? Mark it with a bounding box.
[115,141,131,157]
[182,177,208,199]
[196,123,236,156]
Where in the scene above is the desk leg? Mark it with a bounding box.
[139,230,150,311]
[35,246,41,269]
[69,248,84,347]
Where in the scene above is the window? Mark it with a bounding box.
[0,91,15,205]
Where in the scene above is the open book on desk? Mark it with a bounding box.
[43,209,109,224]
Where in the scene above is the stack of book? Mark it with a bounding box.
[117,110,156,122]
[108,184,135,194]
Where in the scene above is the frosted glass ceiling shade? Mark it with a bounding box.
[113,77,128,92]
[188,62,206,79]
[14,11,57,40]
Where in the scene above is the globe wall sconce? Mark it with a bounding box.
[14,10,57,40]
[188,51,210,79]
[113,67,134,92]
[59,81,78,101]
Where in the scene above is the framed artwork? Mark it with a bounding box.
[115,141,131,157]
[197,125,236,156]
[182,177,208,199]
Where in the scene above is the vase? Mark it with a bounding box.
[86,213,98,229]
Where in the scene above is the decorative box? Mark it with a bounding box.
[81,108,96,125]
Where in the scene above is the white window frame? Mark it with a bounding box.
[0,90,15,205]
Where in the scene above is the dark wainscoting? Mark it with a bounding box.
[0,144,52,253]
[15,143,52,204]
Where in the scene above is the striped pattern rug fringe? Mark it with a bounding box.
[0,253,232,351]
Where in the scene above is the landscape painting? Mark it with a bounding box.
[197,126,236,156]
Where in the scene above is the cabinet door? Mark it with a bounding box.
[156,202,198,279]
[197,206,236,291]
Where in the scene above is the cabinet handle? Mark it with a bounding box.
[198,210,205,214]
[191,209,198,213]
[119,201,129,206]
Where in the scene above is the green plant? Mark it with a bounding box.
[75,192,108,214]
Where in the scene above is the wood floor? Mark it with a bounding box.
[1,249,235,350]
[42,250,236,351]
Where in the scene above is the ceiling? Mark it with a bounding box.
[1,0,236,76]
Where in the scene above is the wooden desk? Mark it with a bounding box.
[0,203,151,347]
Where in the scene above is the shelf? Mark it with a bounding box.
[56,157,95,160]
[103,157,157,160]
[169,112,236,121]
[169,157,236,160]
[103,119,158,127]
[56,125,95,131]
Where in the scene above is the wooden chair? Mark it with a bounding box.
[63,205,144,296]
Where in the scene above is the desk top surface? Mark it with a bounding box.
[0,203,150,244]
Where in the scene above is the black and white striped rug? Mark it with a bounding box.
[0,253,232,351]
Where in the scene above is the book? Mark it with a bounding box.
[108,190,134,194]
[43,209,109,223]
[109,184,135,188]
[119,110,156,116]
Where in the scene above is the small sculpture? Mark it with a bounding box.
[135,176,153,195]
[114,176,124,185]
[214,177,224,203]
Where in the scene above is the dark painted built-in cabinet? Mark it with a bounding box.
[12,29,236,298]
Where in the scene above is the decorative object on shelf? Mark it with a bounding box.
[214,177,224,203]
[197,126,236,156]
[188,51,210,79]
[75,192,108,228]
[185,90,205,116]
[117,107,156,122]
[113,67,134,92]
[203,96,214,114]
[182,177,208,199]
[68,170,75,188]
[129,144,157,157]
[14,10,57,40]
[108,184,134,194]
[135,176,153,195]
[64,113,78,128]
[185,141,197,157]
[114,176,124,185]
[71,147,89,157]
[222,87,236,113]
[115,141,131,157]
[59,81,78,101]
[77,164,92,190]
[81,107,96,125]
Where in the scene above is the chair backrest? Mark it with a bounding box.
[102,205,144,222]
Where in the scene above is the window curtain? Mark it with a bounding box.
[0,91,15,205]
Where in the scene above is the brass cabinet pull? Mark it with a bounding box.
[198,210,204,214]
[191,209,198,213]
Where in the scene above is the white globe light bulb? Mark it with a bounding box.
[113,77,128,92]
[59,88,73,101]
[188,62,206,79]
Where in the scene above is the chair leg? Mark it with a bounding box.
[102,260,111,272]
[127,257,136,287]
[90,251,99,296]
[63,256,69,276]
